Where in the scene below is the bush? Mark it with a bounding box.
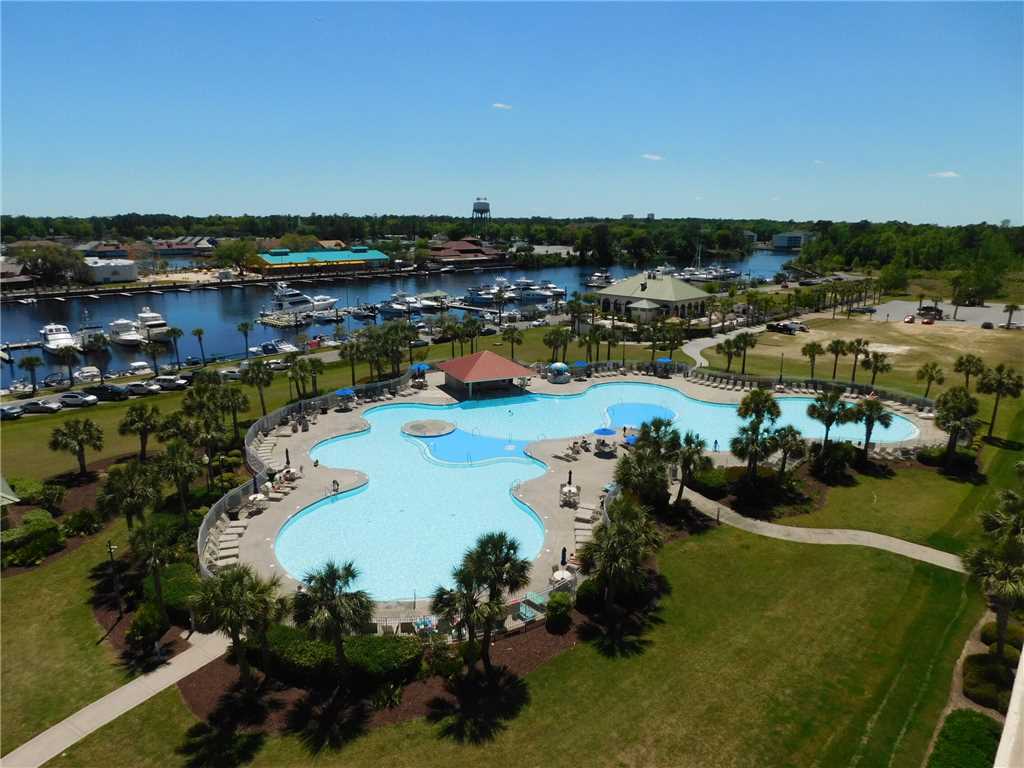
[926,709,1003,768]
[8,477,44,504]
[917,446,977,474]
[61,507,103,537]
[810,441,857,484]
[126,602,169,651]
[422,635,462,680]
[344,635,422,688]
[228,449,243,459]
[962,653,1014,713]
[574,577,603,616]
[144,562,200,625]
[254,623,335,686]
[546,591,573,633]
[989,642,1021,665]
[690,466,730,500]
[37,484,66,516]
[979,620,1024,651]
[1,509,65,567]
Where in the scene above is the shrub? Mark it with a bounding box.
[126,602,169,651]
[926,709,1003,768]
[962,653,1013,713]
[988,642,1021,665]
[255,623,334,686]
[574,577,603,616]
[422,635,462,680]
[1,509,65,567]
[370,682,403,711]
[917,446,977,474]
[546,591,573,633]
[8,476,44,504]
[344,635,422,688]
[690,466,729,500]
[144,562,200,625]
[979,620,1024,651]
[37,484,66,516]
[228,449,243,459]
[809,441,857,484]
[61,507,103,537]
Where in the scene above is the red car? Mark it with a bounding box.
[921,317,935,325]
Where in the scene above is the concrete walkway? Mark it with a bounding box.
[682,323,766,367]
[682,487,966,574]
[2,632,229,768]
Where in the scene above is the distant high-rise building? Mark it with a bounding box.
[646,213,655,221]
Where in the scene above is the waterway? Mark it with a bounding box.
[0,250,790,386]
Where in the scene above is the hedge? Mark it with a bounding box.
[546,591,573,633]
[989,642,1021,665]
[962,653,1014,713]
[252,623,335,686]
[917,446,977,475]
[926,709,1003,768]
[574,578,603,616]
[344,635,422,687]
[979,620,1024,651]
[689,466,730,500]
[144,562,201,625]
[1,509,65,567]
[61,507,104,537]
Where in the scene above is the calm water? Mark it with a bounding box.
[0,250,789,385]
[278,382,916,600]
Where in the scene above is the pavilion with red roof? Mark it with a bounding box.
[436,350,534,398]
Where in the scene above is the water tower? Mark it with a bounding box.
[471,197,491,234]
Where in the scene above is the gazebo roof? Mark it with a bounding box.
[436,350,534,384]
[628,299,661,309]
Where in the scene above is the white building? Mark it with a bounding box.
[83,257,138,284]
[772,231,814,249]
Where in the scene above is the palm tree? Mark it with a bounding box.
[191,327,206,365]
[338,340,362,387]
[978,364,1023,438]
[635,417,682,462]
[190,564,268,687]
[646,322,662,363]
[827,339,847,380]
[715,337,737,372]
[603,327,619,362]
[119,402,162,462]
[806,389,851,446]
[773,425,804,477]
[293,560,374,674]
[736,332,757,375]
[501,326,523,359]
[307,357,325,396]
[731,389,781,482]
[847,338,870,383]
[167,327,184,369]
[965,538,1024,662]
[431,565,482,670]
[96,460,158,529]
[464,532,530,678]
[917,362,946,398]
[440,319,460,358]
[737,387,781,428]
[1003,303,1020,328]
[220,385,249,444]
[240,359,273,416]
[674,431,711,504]
[584,325,604,363]
[861,351,892,387]
[54,346,78,389]
[131,522,173,621]
[461,317,482,354]
[17,355,43,395]
[850,398,893,461]
[578,495,662,639]
[237,321,252,359]
[542,327,563,363]
[161,438,201,517]
[49,418,104,475]
[934,386,979,468]
[247,573,288,688]
[954,354,984,390]
[801,342,825,380]
[141,339,162,375]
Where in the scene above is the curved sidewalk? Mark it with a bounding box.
[682,324,766,367]
[682,487,965,574]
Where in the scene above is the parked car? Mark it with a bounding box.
[766,322,796,335]
[849,307,877,315]
[126,381,162,396]
[981,321,994,330]
[219,368,241,381]
[83,383,130,401]
[267,359,290,371]
[153,375,188,391]
[1,405,24,420]
[531,319,549,327]
[184,356,202,367]
[21,399,64,414]
[921,317,935,325]
[903,314,915,324]
[409,339,429,348]
[58,391,99,407]
[479,327,497,336]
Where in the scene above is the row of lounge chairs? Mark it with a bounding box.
[203,518,249,572]
[692,374,759,391]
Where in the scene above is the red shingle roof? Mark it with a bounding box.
[436,350,534,384]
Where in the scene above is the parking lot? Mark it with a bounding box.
[870,299,1019,328]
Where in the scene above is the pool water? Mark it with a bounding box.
[275,383,918,600]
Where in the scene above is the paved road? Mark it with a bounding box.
[682,323,766,367]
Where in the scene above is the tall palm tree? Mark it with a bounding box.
[440,318,460,358]
[190,564,268,687]
[827,339,847,380]
[119,402,162,462]
[131,522,173,622]
[715,337,737,372]
[674,431,711,504]
[965,537,1024,662]
[161,438,202,517]
[603,327,619,362]
[735,332,757,375]
[773,425,804,477]
[954,354,984,390]
[635,417,682,463]
[96,460,158,530]
[247,573,288,688]
[850,398,893,461]
[293,560,373,673]
[240,359,274,416]
[542,327,563,363]
[934,386,979,467]
[847,338,870,383]
[220,385,250,444]
[237,321,252,359]
[141,339,162,375]
[646,322,662,363]
[917,362,945,398]
[307,357,325,396]
[737,387,781,428]
[82,334,111,382]
[167,327,184,369]
[49,418,103,475]
[578,496,662,639]
[501,326,523,359]
[54,346,78,389]
[1003,303,1020,328]
[806,389,851,446]
[584,325,604,363]
[338,340,362,387]
[861,351,892,387]
[431,564,482,668]
[191,327,206,365]
[17,355,43,395]
[978,364,1023,438]
[801,341,825,380]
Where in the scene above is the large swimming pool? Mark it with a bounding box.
[274,383,918,600]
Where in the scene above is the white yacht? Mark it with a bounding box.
[514,281,554,302]
[540,281,566,296]
[584,271,614,288]
[265,282,337,315]
[39,324,82,355]
[127,361,154,377]
[135,307,171,341]
[109,318,144,346]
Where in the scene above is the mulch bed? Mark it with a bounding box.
[92,601,191,663]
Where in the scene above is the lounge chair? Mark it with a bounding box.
[525,591,549,610]
[517,603,538,622]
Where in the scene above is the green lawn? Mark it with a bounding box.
[47,527,982,768]
[1,518,131,755]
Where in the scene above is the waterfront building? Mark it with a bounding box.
[74,241,128,258]
[428,237,506,267]
[83,256,138,284]
[255,246,390,276]
[596,271,709,319]
[151,236,216,257]
[317,239,347,250]
[771,231,814,249]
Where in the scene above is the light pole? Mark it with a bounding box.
[107,540,124,619]
[778,352,785,384]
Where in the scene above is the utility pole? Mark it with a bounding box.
[107,540,124,619]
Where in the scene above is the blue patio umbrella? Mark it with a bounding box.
[411,363,430,374]
[625,435,638,445]
[573,360,589,368]
[549,362,569,373]
[335,387,355,397]
[593,427,616,436]
[656,357,673,364]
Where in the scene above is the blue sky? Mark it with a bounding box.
[2,2,1021,224]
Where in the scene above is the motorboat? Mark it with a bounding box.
[273,340,300,353]
[135,307,172,341]
[127,361,154,377]
[515,283,554,302]
[439,265,456,273]
[109,319,144,346]
[264,282,337,315]
[73,366,102,383]
[584,271,614,288]
[540,281,566,296]
[349,304,378,320]
[39,324,82,355]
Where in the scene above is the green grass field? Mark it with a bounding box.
[46,527,982,768]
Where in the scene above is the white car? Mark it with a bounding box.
[219,368,241,381]
[126,381,162,396]
[58,391,98,407]
[21,399,64,414]
[267,359,290,371]
[531,319,549,328]
[153,375,187,390]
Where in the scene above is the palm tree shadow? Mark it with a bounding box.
[284,687,369,755]
[425,668,530,744]
[176,683,280,768]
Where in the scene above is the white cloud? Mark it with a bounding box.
[641,153,664,161]
[928,170,960,178]
[491,102,512,110]
[813,159,825,165]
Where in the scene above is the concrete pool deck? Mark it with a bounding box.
[234,370,942,618]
